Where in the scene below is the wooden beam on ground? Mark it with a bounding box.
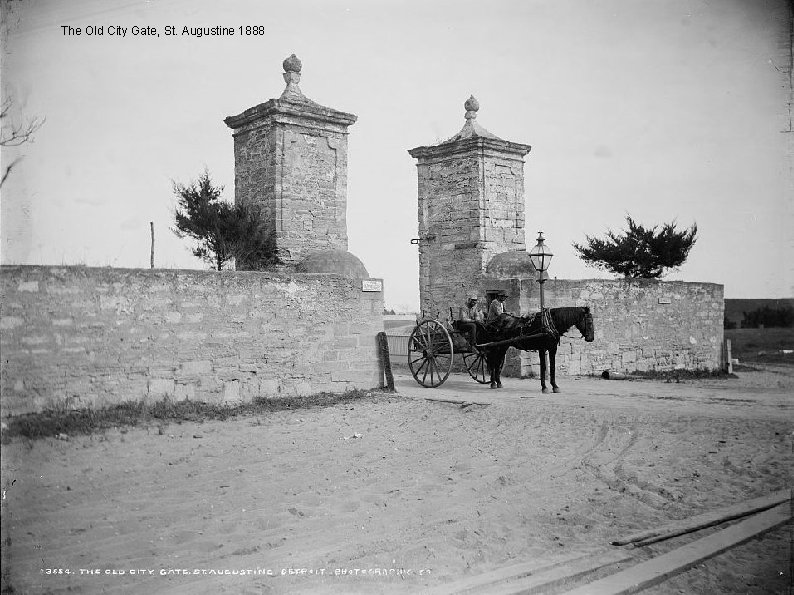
[421,396,491,407]
[420,552,584,595]
[610,489,791,547]
[563,503,791,595]
[421,550,632,595]
[481,550,633,595]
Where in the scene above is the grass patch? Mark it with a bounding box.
[1,389,382,442]
[725,327,794,365]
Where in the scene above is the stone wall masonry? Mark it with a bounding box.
[231,121,350,265]
[226,96,356,267]
[511,278,724,376]
[231,121,279,246]
[480,158,527,259]
[416,155,484,317]
[281,127,348,253]
[415,155,528,318]
[416,158,481,250]
[0,266,384,417]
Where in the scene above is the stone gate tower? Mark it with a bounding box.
[408,96,532,316]
[225,55,357,268]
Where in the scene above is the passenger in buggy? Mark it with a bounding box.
[457,292,484,347]
[487,289,510,326]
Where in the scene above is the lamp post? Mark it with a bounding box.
[529,231,553,310]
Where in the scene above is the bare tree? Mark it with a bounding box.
[1,96,44,188]
[1,0,44,189]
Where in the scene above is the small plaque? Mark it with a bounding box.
[658,297,671,304]
[362,279,382,292]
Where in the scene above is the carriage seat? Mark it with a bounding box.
[452,319,488,349]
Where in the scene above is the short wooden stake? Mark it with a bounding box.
[377,331,395,392]
[726,339,733,374]
[150,221,155,269]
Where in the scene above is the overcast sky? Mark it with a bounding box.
[1,0,791,311]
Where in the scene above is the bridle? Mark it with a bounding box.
[561,309,593,340]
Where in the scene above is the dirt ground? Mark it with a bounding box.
[2,364,792,595]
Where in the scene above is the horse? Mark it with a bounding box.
[481,306,594,393]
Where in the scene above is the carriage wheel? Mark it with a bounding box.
[463,350,489,384]
[408,320,454,388]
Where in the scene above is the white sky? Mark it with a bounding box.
[1,0,792,311]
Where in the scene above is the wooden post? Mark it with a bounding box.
[150,222,155,269]
[726,339,732,374]
[377,331,395,392]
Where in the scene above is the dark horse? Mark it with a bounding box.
[482,307,594,393]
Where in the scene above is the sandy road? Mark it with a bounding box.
[2,367,791,594]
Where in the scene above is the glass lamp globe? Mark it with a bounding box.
[529,231,553,273]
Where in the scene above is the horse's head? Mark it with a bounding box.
[576,307,595,342]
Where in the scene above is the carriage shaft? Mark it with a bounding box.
[475,332,552,350]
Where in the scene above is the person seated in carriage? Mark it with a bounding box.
[457,292,484,347]
[486,289,510,326]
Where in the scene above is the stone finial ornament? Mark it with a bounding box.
[281,53,305,101]
[283,53,302,73]
[433,94,499,141]
[464,95,479,120]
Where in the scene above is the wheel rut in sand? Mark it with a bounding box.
[576,422,678,510]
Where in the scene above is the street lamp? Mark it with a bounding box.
[529,231,553,310]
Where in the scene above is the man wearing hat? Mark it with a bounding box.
[487,289,509,325]
[458,293,484,347]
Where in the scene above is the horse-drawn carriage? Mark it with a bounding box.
[407,306,595,393]
[407,317,489,388]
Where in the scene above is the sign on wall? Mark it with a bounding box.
[362,279,383,292]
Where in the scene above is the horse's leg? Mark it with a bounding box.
[491,348,505,389]
[539,349,548,393]
[488,352,497,389]
[550,345,561,393]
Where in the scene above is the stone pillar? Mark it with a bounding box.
[224,55,357,267]
[408,96,531,316]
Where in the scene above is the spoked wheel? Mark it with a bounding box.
[408,320,454,388]
[463,349,489,384]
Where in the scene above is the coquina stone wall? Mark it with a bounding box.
[497,277,724,376]
[0,266,384,417]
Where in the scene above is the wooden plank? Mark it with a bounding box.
[563,503,791,595]
[610,489,791,547]
[422,396,491,406]
[420,552,585,595]
[421,550,632,595]
[479,550,633,595]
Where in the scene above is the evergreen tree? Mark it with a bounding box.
[573,216,698,279]
[171,170,276,270]
[741,305,794,328]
